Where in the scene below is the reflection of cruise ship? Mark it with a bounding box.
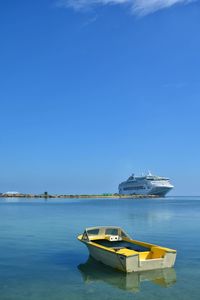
[118,172,174,197]
[78,257,176,292]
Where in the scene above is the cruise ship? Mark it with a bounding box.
[118,172,173,197]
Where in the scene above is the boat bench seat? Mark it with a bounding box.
[116,248,138,256]
[150,247,166,259]
[139,251,152,260]
[116,249,153,259]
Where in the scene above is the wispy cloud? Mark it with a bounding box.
[57,0,196,15]
[132,0,195,15]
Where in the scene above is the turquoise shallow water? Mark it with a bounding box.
[0,197,200,300]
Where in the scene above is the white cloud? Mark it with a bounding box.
[132,0,195,15]
[57,0,196,15]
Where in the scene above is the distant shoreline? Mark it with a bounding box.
[0,193,159,199]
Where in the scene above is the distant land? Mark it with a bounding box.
[0,192,159,199]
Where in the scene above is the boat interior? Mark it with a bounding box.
[92,239,150,252]
[80,226,174,260]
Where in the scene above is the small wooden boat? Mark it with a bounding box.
[77,226,176,273]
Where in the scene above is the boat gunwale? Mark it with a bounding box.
[78,235,176,259]
[77,226,176,258]
[77,235,138,257]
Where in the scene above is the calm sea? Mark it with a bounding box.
[0,197,200,300]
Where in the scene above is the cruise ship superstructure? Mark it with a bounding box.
[118,172,173,197]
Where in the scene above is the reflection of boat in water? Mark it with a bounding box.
[78,256,176,292]
[78,226,176,273]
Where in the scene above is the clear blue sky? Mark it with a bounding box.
[0,0,200,195]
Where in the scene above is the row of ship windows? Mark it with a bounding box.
[128,179,167,182]
[123,186,146,190]
[147,178,167,181]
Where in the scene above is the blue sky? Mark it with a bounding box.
[0,0,200,195]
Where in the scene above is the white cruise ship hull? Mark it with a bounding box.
[148,186,173,197]
[120,186,173,197]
